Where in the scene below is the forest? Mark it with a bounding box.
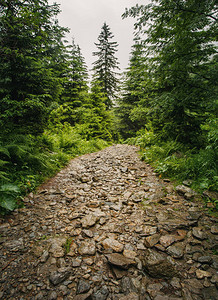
[0,0,217,213]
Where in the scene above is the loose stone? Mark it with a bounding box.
[81,214,99,228]
[196,269,212,279]
[192,227,206,240]
[106,253,136,269]
[77,279,91,294]
[141,249,177,278]
[159,235,176,248]
[144,234,160,248]
[49,267,71,285]
[197,256,213,264]
[102,238,124,252]
[78,240,96,255]
[167,243,185,258]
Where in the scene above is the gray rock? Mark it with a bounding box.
[167,243,185,258]
[41,250,49,263]
[49,267,71,285]
[141,249,177,278]
[198,256,213,264]
[4,238,24,251]
[72,258,82,267]
[49,237,66,258]
[106,253,136,269]
[120,277,137,294]
[78,240,96,255]
[59,285,68,296]
[77,279,91,294]
[82,229,94,238]
[147,283,163,298]
[192,227,206,240]
[81,214,99,228]
[176,185,195,196]
[92,285,109,300]
[143,226,157,236]
[48,291,58,300]
[183,180,193,186]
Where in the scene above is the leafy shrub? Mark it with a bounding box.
[0,184,20,212]
[126,126,217,194]
[0,124,109,213]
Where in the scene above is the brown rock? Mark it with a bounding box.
[143,226,157,236]
[119,293,139,300]
[160,235,176,247]
[81,214,99,228]
[141,249,177,278]
[106,253,136,269]
[196,269,212,279]
[102,238,124,252]
[144,234,160,248]
[176,229,187,241]
[123,249,137,259]
[112,266,127,279]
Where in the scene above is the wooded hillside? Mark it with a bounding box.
[0,0,217,213]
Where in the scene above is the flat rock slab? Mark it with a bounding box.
[106,253,136,269]
[102,238,124,252]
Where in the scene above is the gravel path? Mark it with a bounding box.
[0,144,217,299]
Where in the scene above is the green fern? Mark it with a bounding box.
[0,184,20,211]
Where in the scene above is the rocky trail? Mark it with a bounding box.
[0,144,217,300]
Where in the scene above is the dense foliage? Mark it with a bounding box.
[119,0,217,197]
[0,0,217,213]
[0,1,114,213]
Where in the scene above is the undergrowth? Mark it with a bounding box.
[126,125,218,208]
[0,124,109,214]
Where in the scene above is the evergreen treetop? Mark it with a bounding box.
[92,22,120,109]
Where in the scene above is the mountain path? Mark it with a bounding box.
[0,144,217,300]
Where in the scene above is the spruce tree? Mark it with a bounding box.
[117,39,149,138]
[61,39,89,106]
[123,0,218,146]
[92,22,120,109]
[0,0,68,134]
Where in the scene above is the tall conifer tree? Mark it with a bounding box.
[123,0,217,145]
[61,39,89,106]
[117,39,149,137]
[0,0,68,134]
[92,22,120,109]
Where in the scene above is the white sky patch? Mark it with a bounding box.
[49,0,150,73]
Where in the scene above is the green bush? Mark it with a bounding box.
[0,184,20,212]
[126,126,217,194]
[0,124,109,213]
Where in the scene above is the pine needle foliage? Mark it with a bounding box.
[92,22,120,109]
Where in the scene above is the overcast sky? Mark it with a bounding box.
[49,0,150,73]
